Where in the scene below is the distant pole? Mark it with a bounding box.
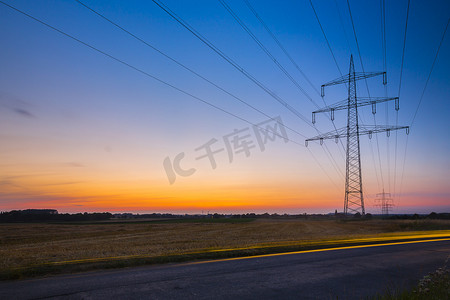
[375,189,394,215]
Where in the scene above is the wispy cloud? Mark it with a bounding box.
[13,107,34,118]
[0,91,36,118]
[65,162,85,168]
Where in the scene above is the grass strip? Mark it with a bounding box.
[372,259,449,299]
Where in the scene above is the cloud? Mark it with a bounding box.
[0,176,31,191]
[0,179,23,189]
[0,91,36,118]
[13,108,35,118]
[66,162,85,168]
[39,181,85,186]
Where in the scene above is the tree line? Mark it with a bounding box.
[0,209,112,222]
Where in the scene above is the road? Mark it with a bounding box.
[1,239,449,299]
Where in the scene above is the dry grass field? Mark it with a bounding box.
[1,218,449,278]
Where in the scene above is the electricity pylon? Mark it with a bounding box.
[306,55,409,216]
[375,189,394,215]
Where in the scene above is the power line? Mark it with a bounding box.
[151,0,345,179]
[346,0,371,97]
[244,0,347,163]
[397,0,411,99]
[307,0,354,154]
[372,115,385,189]
[242,0,321,97]
[380,0,391,193]
[346,0,386,192]
[299,0,349,158]
[393,0,410,201]
[308,0,372,137]
[380,0,387,82]
[333,0,352,55]
[244,0,345,165]
[0,0,348,192]
[219,0,345,177]
[243,0,347,168]
[150,0,313,127]
[399,17,449,205]
[74,0,308,141]
[368,137,381,191]
[309,0,344,77]
[219,0,319,109]
[398,134,409,204]
[307,147,341,191]
[75,0,343,182]
[0,0,306,149]
[309,0,383,183]
[75,0,345,188]
[410,17,449,127]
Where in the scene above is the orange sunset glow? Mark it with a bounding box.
[1,0,449,215]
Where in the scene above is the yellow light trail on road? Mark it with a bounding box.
[185,236,450,265]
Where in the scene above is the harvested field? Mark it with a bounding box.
[1,218,449,278]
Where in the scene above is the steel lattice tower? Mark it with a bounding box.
[306,55,409,216]
[375,189,394,215]
[344,56,364,214]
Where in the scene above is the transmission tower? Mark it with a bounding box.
[305,55,409,216]
[375,189,394,215]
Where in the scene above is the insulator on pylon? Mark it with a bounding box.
[406,127,410,135]
[383,72,387,85]
[312,112,316,124]
[371,102,376,114]
[335,135,339,143]
[395,98,399,111]
[305,140,308,147]
[386,129,390,137]
[369,131,373,139]
[320,138,323,145]
[321,86,325,97]
[331,109,335,121]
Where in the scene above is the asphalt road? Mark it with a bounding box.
[1,240,449,300]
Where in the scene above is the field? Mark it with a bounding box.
[1,218,450,279]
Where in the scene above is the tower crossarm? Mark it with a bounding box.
[358,125,409,137]
[305,125,409,146]
[312,97,399,121]
[321,72,386,96]
[376,191,392,198]
[305,127,347,144]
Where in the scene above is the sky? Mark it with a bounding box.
[0,0,449,214]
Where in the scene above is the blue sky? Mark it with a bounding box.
[0,0,449,214]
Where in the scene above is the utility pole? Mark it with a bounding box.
[375,189,394,215]
[306,55,409,216]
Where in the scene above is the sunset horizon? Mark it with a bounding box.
[1,0,449,216]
